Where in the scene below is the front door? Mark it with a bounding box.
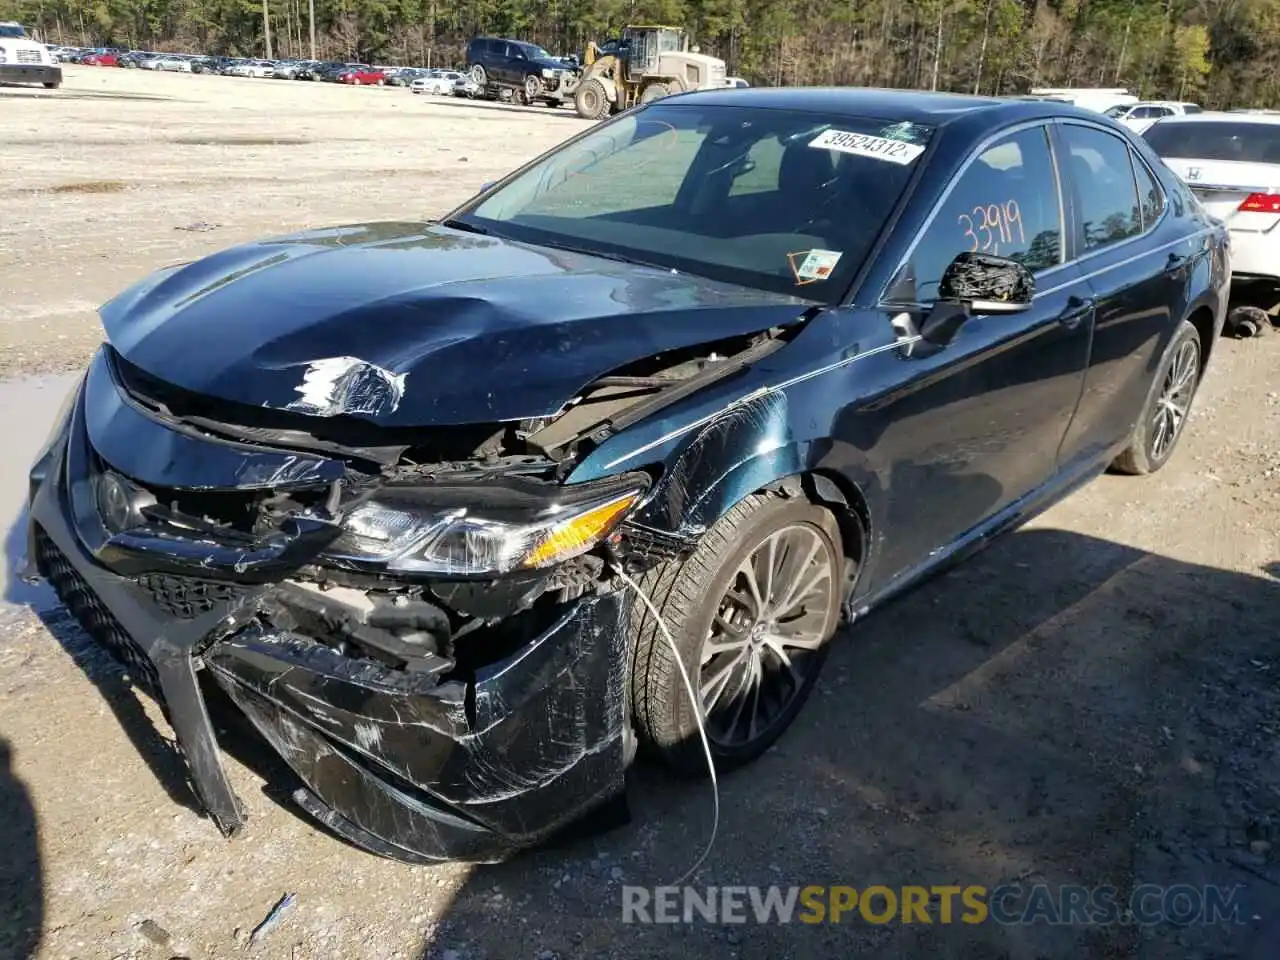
[853,122,1096,588]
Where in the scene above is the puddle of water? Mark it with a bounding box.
[0,372,82,614]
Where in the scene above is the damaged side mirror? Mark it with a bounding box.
[920,251,1035,345]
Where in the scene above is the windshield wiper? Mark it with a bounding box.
[441,217,489,235]
[532,237,674,272]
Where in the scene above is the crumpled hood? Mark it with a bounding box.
[101,222,808,427]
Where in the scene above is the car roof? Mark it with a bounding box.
[1154,111,1280,126]
[666,86,1111,128]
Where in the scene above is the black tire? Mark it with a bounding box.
[639,81,671,104]
[1111,319,1202,475]
[574,78,610,120]
[629,493,844,775]
[1227,304,1271,338]
[43,81,60,89]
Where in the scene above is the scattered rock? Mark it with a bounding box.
[135,919,171,946]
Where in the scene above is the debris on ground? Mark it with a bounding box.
[248,893,297,947]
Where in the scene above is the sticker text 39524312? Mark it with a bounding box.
[809,129,926,166]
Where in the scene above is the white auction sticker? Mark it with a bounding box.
[794,249,843,281]
[809,129,926,165]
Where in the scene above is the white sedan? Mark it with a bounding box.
[1104,100,1202,135]
[1144,112,1280,287]
[154,55,193,72]
[232,60,275,78]
[412,70,462,94]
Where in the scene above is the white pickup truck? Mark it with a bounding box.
[0,21,62,88]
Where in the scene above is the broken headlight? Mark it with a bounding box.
[326,481,646,576]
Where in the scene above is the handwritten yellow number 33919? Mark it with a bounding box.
[959,200,1025,254]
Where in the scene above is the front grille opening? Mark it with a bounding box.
[138,573,255,620]
[34,525,162,695]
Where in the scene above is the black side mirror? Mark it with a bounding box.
[921,252,1035,344]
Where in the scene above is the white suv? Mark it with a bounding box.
[0,21,61,88]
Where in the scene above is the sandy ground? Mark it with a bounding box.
[1,66,1279,960]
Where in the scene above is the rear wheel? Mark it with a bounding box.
[1112,319,1202,475]
[574,78,610,120]
[43,81,60,89]
[629,493,844,775]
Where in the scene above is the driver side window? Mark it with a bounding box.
[886,125,1064,304]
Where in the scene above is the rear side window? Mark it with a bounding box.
[1060,125,1142,251]
[1144,121,1280,163]
[1131,154,1165,228]
[886,125,1064,303]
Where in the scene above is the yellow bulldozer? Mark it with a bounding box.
[570,25,728,120]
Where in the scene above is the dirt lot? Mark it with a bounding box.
[1,66,1278,960]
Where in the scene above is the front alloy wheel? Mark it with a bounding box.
[629,493,845,774]
[699,523,836,748]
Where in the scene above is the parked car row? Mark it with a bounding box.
[50,44,545,102]
[50,47,398,84]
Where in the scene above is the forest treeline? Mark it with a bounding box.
[3,0,1278,109]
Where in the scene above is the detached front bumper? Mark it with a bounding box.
[25,356,631,863]
[0,63,61,85]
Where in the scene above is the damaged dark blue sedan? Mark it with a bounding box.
[25,88,1229,864]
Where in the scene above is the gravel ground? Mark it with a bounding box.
[1,66,1278,960]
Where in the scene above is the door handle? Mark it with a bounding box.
[1058,296,1095,329]
[1168,252,1191,271]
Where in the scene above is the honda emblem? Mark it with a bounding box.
[1186,166,1202,181]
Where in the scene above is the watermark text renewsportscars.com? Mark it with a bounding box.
[621,883,1248,926]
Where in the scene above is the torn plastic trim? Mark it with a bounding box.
[202,587,632,861]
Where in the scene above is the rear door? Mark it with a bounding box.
[493,41,518,84]
[1054,121,1203,466]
